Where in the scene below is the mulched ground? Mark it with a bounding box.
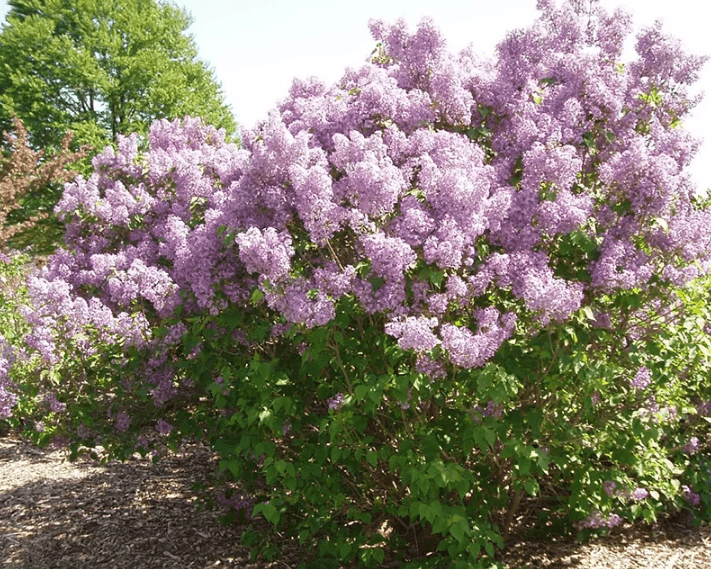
[1,432,709,569]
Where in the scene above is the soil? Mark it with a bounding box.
[1,432,710,569]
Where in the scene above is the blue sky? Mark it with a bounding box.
[1,0,709,189]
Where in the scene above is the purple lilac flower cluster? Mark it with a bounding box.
[684,437,700,455]
[471,399,504,422]
[576,511,623,530]
[682,485,701,507]
[631,488,649,501]
[155,419,173,435]
[629,367,652,390]
[603,480,650,502]
[327,392,345,411]
[0,335,18,419]
[6,0,710,422]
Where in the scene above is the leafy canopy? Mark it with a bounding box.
[0,0,237,152]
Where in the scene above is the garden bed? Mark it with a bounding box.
[1,432,709,569]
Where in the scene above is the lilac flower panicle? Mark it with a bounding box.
[630,367,652,390]
[384,316,439,352]
[0,386,18,420]
[115,412,131,432]
[697,401,711,416]
[440,309,516,369]
[593,312,612,329]
[155,419,173,435]
[483,400,503,419]
[684,436,700,455]
[76,424,93,439]
[415,354,446,380]
[327,392,345,411]
[682,485,701,507]
[631,488,649,501]
[235,227,294,282]
[46,392,66,413]
[271,323,291,338]
[576,511,623,530]
[0,335,18,418]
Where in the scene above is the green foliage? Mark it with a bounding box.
[0,0,237,153]
[0,252,31,346]
[4,244,710,566]
[105,276,708,568]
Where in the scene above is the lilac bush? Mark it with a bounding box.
[3,0,711,567]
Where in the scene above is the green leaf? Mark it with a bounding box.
[484,427,496,449]
[537,451,550,474]
[339,541,352,559]
[355,384,369,401]
[449,516,469,544]
[250,287,264,305]
[429,269,446,288]
[524,479,539,496]
[254,502,280,526]
[371,548,384,564]
[611,448,636,465]
[518,457,532,477]
[331,446,341,462]
[473,426,495,453]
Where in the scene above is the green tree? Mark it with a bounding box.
[0,0,237,153]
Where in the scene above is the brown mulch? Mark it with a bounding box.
[0,433,295,569]
[1,432,710,569]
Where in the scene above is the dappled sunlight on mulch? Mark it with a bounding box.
[0,434,271,568]
[1,432,709,568]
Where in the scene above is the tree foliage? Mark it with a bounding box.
[0,0,236,152]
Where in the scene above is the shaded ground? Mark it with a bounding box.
[1,432,709,568]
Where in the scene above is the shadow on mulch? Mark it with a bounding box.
[0,436,265,569]
[500,506,711,569]
[2,432,710,569]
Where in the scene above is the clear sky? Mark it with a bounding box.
[1,0,709,189]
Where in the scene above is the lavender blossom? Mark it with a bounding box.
[631,488,649,501]
[682,485,701,507]
[155,419,173,435]
[684,437,700,455]
[576,511,623,530]
[630,367,652,390]
[327,393,345,411]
